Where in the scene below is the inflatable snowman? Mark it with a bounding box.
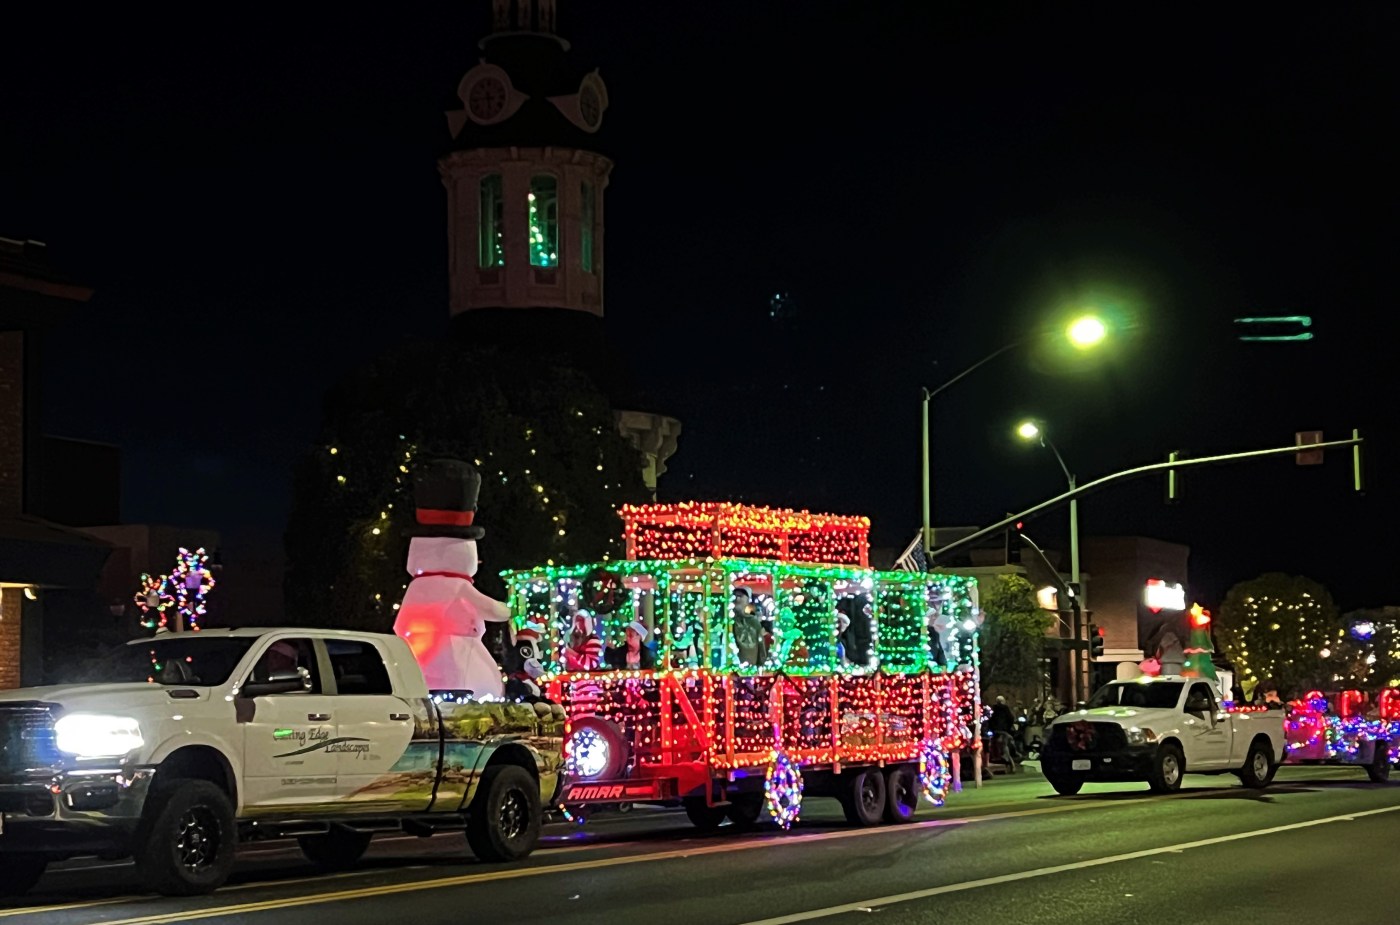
[393,458,511,698]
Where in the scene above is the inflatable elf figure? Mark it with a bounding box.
[1180,603,1217,680]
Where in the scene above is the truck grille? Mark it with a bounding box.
[0,703,60,777]
[1049,721,1129,753]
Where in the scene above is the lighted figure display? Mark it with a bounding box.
[1181,604,1218,680]
[393,458,511,697]
[506,621,547,698]
[507,501,980,831]
[133,547,216,632]
[1284,687,1400,780]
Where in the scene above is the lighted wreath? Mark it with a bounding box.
[1066,720,1097,752]
[764,750,804,830]
[918,738,950,807]
[581,567,624,615]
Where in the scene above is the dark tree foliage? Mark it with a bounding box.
[284,339,647,630]
[978,574,1054,692]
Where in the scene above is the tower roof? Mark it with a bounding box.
[444,1,609,153]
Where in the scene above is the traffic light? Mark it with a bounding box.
[1089,624,1105,658]
[1165,450,1183,504]
[1006,520,1023,564]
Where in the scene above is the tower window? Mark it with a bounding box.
[581,182,596,273]
[478,174,504,268]
[528,175,558,268]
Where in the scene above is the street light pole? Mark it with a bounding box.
[1020,423,1084,701]
[920,339,1029,554]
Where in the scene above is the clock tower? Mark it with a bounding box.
[441,0,611,323]
[439,1,680,496]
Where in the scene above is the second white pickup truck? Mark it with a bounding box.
[1040,676,1286,795]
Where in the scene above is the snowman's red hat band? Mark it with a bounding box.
[417,509,476,526]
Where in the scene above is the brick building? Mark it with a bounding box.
[0,237,112,688]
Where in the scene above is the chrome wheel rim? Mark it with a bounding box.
[860,777,880,813]
[1253,751,1270,779]
[1163,755,1180,786]
[499,789,528,840]
[177,807,218,872]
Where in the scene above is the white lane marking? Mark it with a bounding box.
[738,804,1400,925]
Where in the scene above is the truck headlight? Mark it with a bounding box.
[1125,727,1158,747]
[54,714,144,759]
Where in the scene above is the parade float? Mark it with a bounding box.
[501,501,981,830]
[1282,688,1398,782]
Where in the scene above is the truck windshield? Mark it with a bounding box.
[84,638,261,686]
[1087,681,1183,710]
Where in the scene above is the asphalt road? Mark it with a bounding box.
[6,764,1399,925]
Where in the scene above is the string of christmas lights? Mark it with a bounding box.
[132,547,216,631]
[619,502,871,566]
[764,750,803,829]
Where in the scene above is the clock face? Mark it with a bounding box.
[469,77,508,123]
[579,84,602,129]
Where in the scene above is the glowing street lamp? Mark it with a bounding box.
[921,315,1109,555]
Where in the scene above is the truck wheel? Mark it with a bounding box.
[725,793,766,830]
[840,768,887,827]
[467,764,541,862]
[683,797,728,831]
[134,780,237,896]
[0,853,47,897]
[883,764,919,823]
[1148,743,1185,794]
[1367,740,1392,784]
[298,831,373,870]
[1045,773,1083,796]
[1238,737,1277,789]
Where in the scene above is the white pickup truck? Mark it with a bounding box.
[0,628,564,897]
[1040,676,1286,795]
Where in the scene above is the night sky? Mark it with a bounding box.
[4,3,1394,611]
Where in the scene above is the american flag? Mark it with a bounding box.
[892,532,928,573]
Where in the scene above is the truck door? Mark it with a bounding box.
[1183,682,1231,770]
[240,636,341,810]
[324,637,428,810]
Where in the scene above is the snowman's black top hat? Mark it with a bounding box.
[408,458,485,539]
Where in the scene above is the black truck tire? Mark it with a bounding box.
[1367,740,1392,784]
[883,764,919,823]
[1046,772,1083,795]
[1238,737,1277,789]
[725,793,766,830]
[298,830,373,869]
[683,797,728,831]
[840,768,887,827]
[1148,743,1185,794]
[133,779,238,896]
[467,764,541,862]
[0,853,47,897]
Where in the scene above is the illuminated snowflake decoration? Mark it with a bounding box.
[133,572,175,629]
[918,738,950,807]
[764,750,803,830]
[133,547,216,632]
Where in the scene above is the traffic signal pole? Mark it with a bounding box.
[929,433,1368,566]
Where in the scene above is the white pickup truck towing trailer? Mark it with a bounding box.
[1040,676,1287,795]
[0,628,563,897]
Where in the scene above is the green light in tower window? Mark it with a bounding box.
[528,175,558,268]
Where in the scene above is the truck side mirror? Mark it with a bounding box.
[242,667,312,697]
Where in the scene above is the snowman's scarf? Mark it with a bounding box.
[413,571,475,582]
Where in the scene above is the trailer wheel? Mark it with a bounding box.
[298,830,373,869]
[1367,740,1392,784]
[1148,743,1185,794]
[683,797,727,831]
[840,768,887,827]
[0,854,47,897]
[883,765,919,823]
[467,764,541,862]
[1238,737,1277,789]
[133,780,237,896]
[725,793,766,830]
